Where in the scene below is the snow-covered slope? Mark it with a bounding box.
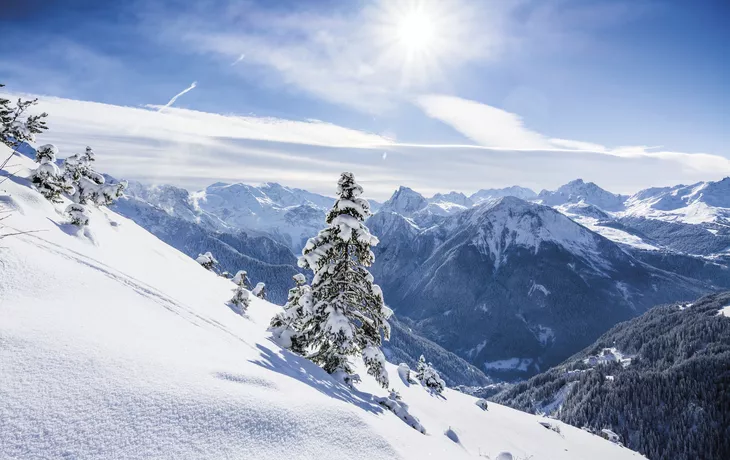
[621,178,730,225]
[539,178,730,256]
[0,148,643,460]
[112,193,300,303]
[192,181,333,250]
[555,202,659,251]
[123,181,228,231]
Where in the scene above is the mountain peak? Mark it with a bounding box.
[430,191,473,208]
[380,186,428,216]
[261,181,286,189]
[538,179,626,211]
[470,186,537,204]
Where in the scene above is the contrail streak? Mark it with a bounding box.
[230,54,245,66]
[158,81,197,112]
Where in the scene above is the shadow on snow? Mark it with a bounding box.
[249,342,385,416]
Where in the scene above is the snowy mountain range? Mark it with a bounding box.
[124,174,730,258]
[0,145,645,460]
[113,172,730,380]
[123,180,339,251]
[369,196,720,378]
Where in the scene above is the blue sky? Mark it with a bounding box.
[1,0,728,198]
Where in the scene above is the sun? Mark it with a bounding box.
[397,11,435,51]
[368,0,475,87]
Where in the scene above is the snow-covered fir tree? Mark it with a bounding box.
[232,270,252,289]
[476,399,489,411]
[98,181,126,206]
[0,86,10,131]
[229,275,250,313]
[298,172,392,388]
[252,282,266,300]
[416,355,427,378]
[61,149,89,185]
[66,203,90,227]
[196,252,218,271]
[0,84,48,148]
[416,355,445,394]
[62,146,126,206]
[66,147,102,204]
[31,144,73,203]
[269,273,312,354]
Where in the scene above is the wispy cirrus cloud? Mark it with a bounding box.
[0,92,401,192]
[7,93,390,148]
[145,0,508,113]
[416,95,552,150]
[415,94,730,174]
[5,92,728,200]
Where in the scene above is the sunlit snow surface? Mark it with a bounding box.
[0,146,644,459]
[555,203,658,251]
[620,179,730,225]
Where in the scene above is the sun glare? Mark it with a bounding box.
[397,11,435,51]
[369,0,477,87]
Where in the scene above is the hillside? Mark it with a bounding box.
[11,144,495,387]
[369,195,711,379]
[0,147,644,459]
[492,291,730,460]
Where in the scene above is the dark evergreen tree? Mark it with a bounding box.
[298,172,391,387]
[416,355,428,380]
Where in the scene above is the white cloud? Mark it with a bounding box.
[417,94,551,149]
[548,138,607,152]
[16,94,390,148]
[6,92,729,200]
[2,92,398,193]
[415,94,730,175]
